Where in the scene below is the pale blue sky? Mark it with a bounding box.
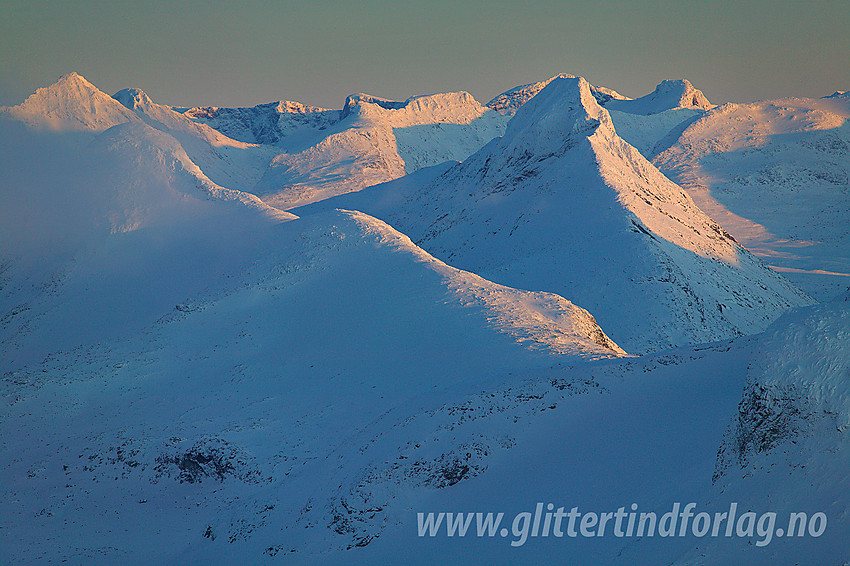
[1,0,848,109]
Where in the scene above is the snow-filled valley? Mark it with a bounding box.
[1,72,848,565]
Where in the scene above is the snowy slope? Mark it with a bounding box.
[113,87,277,193]
[654,94,850,300]
[305,76,811,354]
[1,81,629,563]
[327,292,850,566]
[248,91,508,209]
[0,105,294,368]
[0,202,627,564]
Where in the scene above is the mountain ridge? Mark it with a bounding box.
[303,76,812,353]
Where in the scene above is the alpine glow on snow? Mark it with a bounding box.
[2,13,849,564]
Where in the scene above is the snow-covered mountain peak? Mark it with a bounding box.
[340,90,490,126]
[13,71,111,111]
[659,79,711,108]
[606,78,712,115]
[53,71,94,90]
[2,72,139,131]
[341,93,405,118]
[395,91,484,122]
[113,87,156,111]
[487,74,629,115]
[500,75,614,159]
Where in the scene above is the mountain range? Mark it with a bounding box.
[1,71,848,565]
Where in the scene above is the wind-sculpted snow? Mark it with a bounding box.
[314,76,810,353]
[655,95,850,300]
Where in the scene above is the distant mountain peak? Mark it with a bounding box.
[340,91,483,121]
[3,72,138,131]
[823,90,849,100]
[55,71,93,87]
[24,71,101,100]
[113,87,156,111]
[652,79,711,108]
[606,79,712,115]
[182,99,338,146]
[500,76,613,159]
[274,100,331,114]
[487,74,629,116]
[341,93,407,118]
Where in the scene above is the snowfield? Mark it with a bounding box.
[654,94,850,300]
[1,72,848,565]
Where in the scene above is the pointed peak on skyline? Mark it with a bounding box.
[486,74,629,116]
[498,76,615,160]
[3,71,138,132]
[50,71,96,90]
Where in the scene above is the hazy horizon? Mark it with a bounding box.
[2,0,848,109]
